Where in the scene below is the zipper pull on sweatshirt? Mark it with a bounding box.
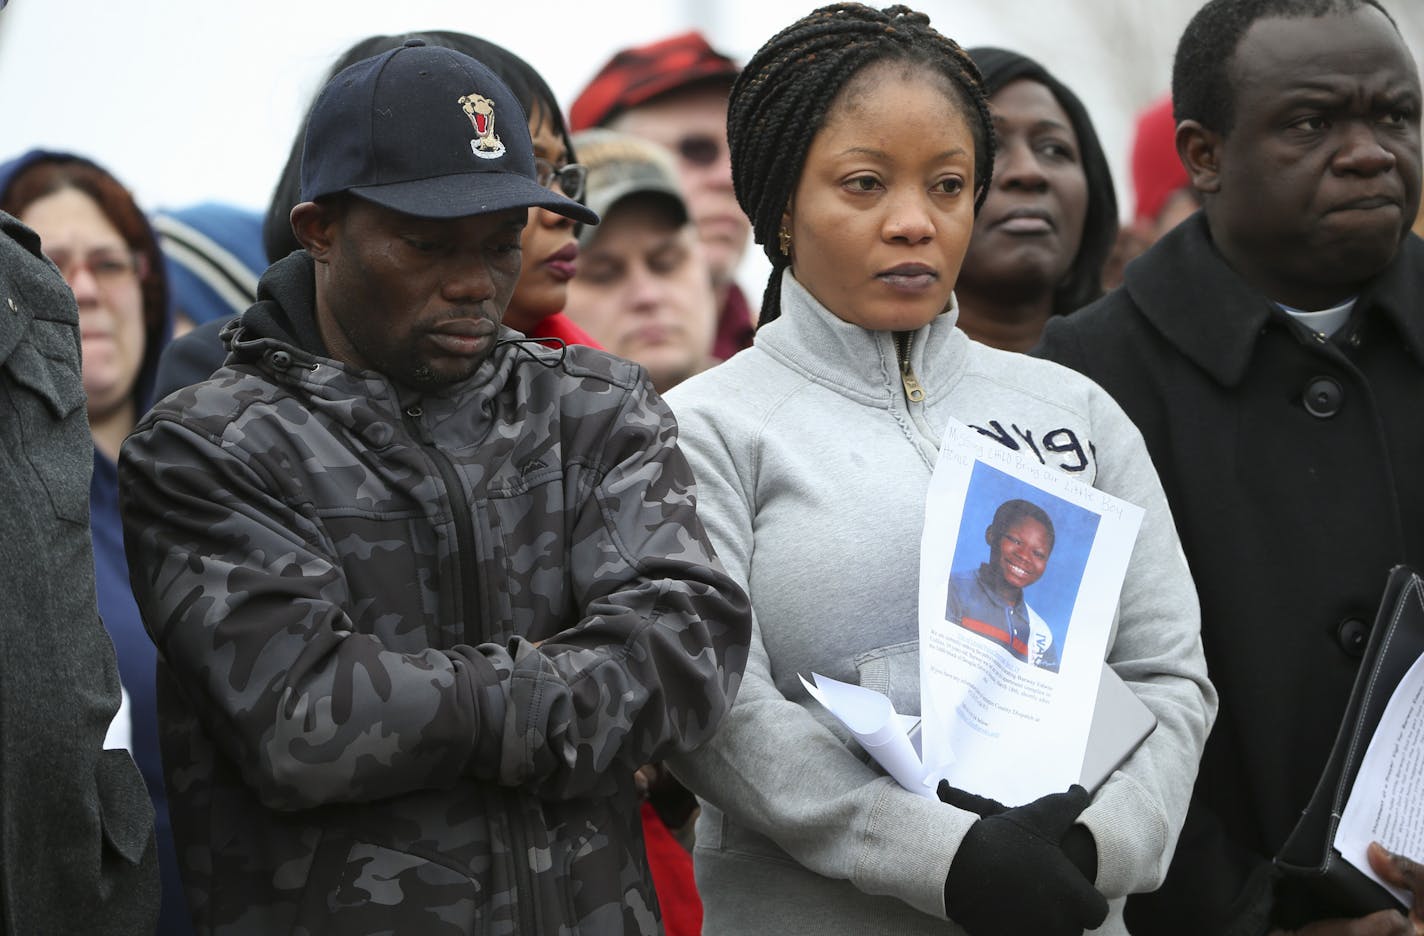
[894,331,926,403]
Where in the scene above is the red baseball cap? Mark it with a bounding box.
[569,31,740,132]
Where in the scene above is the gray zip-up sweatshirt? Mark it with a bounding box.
[665,272,1217,935]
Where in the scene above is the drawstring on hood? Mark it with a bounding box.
[498,335,569,370]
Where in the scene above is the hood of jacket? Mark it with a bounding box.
[152,201,266,327]
[226,247,330,360]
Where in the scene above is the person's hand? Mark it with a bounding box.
[943,784,1107,936]
[1267,843,1424,936]
[1369,841,1424,934]
[1268,909,1414,936]
[937,779,1007,818]
[634,764,658,797]
[938,779,1098,882]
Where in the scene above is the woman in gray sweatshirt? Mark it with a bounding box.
[664,5,1217,935]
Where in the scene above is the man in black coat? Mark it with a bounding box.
[1035,1,1424,934]
[0,208,159,932]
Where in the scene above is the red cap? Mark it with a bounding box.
[569,31,739,132]
[1130,94,1190,223]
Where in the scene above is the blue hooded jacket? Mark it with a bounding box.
[0,149,189,935]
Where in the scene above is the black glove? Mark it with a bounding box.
[942,784,1109,936]
[938,780,1099,883]
[938,780,1008,818]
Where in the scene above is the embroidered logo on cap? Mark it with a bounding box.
[458,93,506,160]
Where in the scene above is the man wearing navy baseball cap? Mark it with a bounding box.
[118,40,751,935]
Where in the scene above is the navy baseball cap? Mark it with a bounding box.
[300,40,598,225]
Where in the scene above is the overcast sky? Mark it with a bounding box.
[0,1,1195,210]
[2,0,1420,294]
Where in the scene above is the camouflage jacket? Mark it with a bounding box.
[118,251,751,935]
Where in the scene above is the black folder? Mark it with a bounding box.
[1274,565,1424,913]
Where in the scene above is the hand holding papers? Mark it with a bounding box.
[1336,650,1424,907]
[943,784,1110,936]
[1277,566,1424,913]
[802,418,1153,808]
[918,419,1145,807]
[806,663,1154,801]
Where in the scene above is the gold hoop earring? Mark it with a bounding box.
[777,226,792,257]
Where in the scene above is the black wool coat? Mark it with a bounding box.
[1036,214,1424,935]
[0,211,159,934]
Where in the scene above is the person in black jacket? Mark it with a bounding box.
[0,208,160,933]
[1034,1,1423,934]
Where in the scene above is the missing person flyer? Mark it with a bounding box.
[918,418,1144,807]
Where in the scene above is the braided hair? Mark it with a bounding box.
[728,3,996,326]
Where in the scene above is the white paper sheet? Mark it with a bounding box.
[917,419,1144,806]
[1336,650,1424,905]
[800,673,942,798]
[103,683,133,752]
[798,419,1148,806]
[803,663,1153,801]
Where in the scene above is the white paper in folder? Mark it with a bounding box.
[1335,650,1424,906]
